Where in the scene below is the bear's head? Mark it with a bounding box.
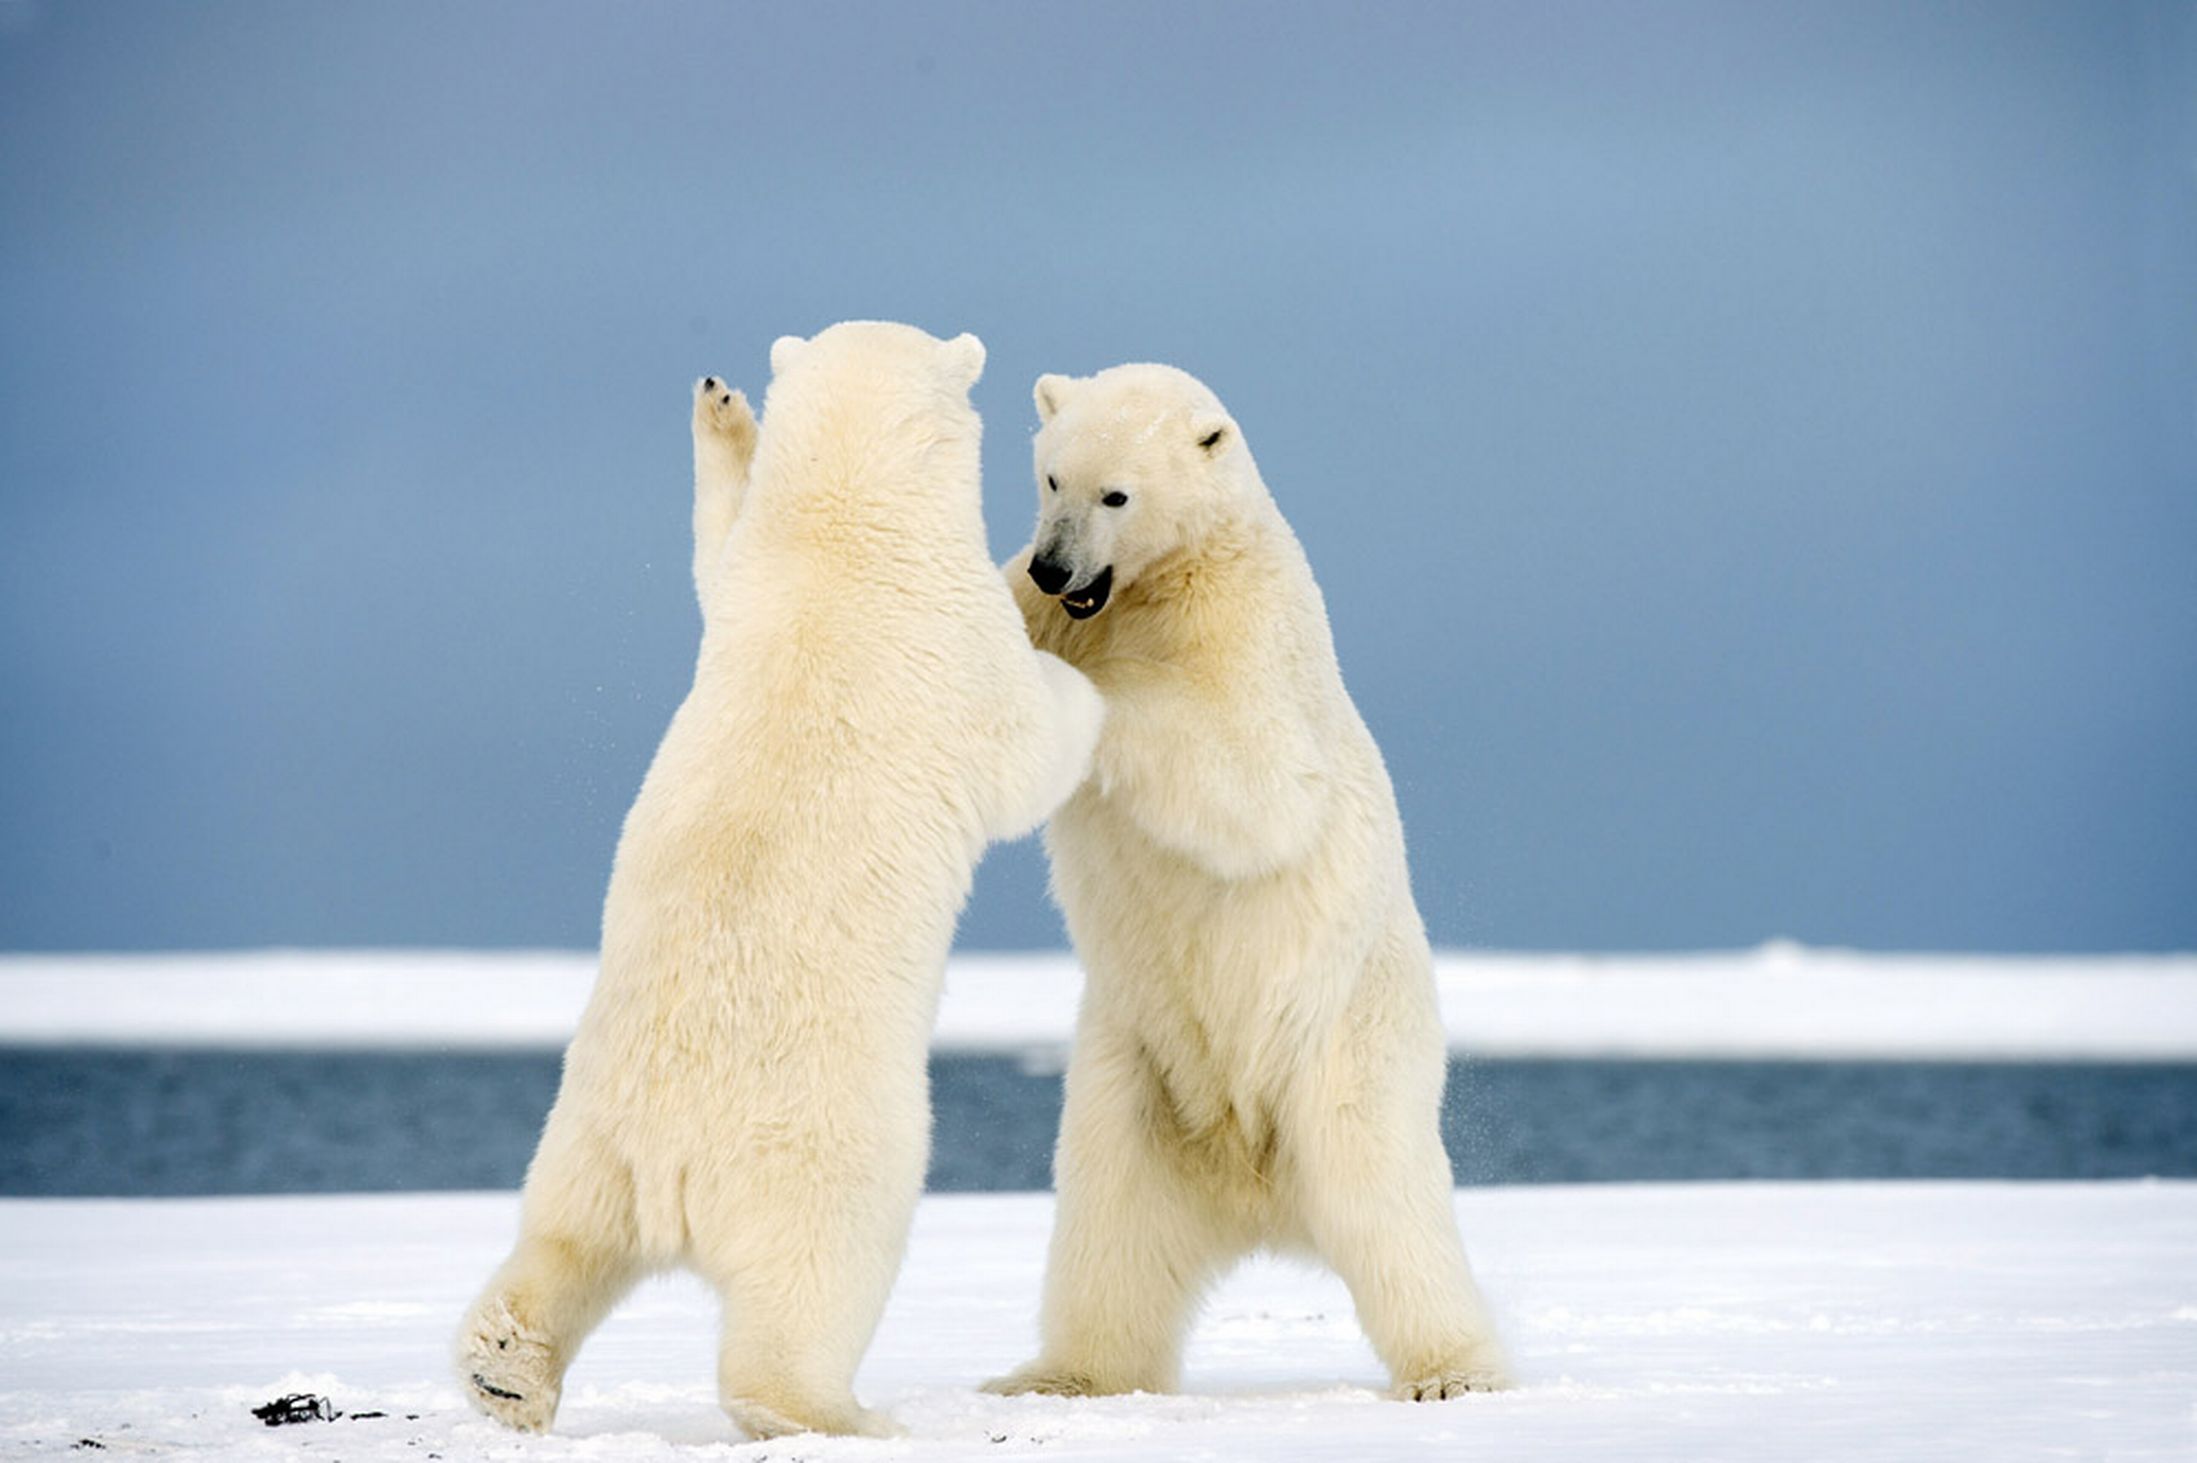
[767,320,985,393]
[757,322,988,502]
[1025,363,1245,619]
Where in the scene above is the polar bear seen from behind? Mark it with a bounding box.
[457,322,1105,1440]
[989,362,1512,1402]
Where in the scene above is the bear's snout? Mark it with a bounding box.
[1028,554,1073,596]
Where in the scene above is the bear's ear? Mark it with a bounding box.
[1033,373,1076,424]
[769,335,805,376]
[1190,411,1234,456]
[941,331,986,388]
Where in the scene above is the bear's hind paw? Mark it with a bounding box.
[723,1392,899,1440]
[1390,1364,1513,1401]
[981,1362,1110,1398]
[455,1300,561,1433]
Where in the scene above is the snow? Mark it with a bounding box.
[2,1182,2191,1460]
[3,945,2195,1060]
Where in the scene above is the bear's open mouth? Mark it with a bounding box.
[1059,566,1113,619]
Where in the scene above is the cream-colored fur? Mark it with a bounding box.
[988,363,1512,1403]
[456,322,1104,1441]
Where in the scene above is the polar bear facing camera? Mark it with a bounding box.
[990,363,1513,1401]
[457,322,1104,1440]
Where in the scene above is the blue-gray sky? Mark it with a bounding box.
[3,1,2192,953]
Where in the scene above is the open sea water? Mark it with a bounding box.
[2,1050,2192,1196]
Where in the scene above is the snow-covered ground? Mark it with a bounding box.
[1,1182,2190,1460]
[4,945,2196,1059]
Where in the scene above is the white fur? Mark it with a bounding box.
[457,322,1103,1440]
[989,363,1512,1402]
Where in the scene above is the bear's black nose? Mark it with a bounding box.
[1027,555,1072,596]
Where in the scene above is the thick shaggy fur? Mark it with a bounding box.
[989,363,1512,1402]
[457,323,1104,1440]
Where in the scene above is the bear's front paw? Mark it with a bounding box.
[456,1298,562,1433]
[693,376,757,450]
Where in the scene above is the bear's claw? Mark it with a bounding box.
[468,1374,524,1402]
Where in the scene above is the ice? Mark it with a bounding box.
[3,945,2193,1059]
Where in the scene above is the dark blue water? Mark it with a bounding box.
[1,1049,2192,1197]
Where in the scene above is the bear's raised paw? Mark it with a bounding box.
[693,376,757,450]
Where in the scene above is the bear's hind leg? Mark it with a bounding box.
[691,1092,925,1438]
[985,1026,1238,1397]
[710,1249,905,1441]
[456,1122,644,1432]
[1288,1071,1512,1399]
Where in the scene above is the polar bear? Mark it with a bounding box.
[457,322,1105,1441]
[987,363,1513,1403]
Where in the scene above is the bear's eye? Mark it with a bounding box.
[1101,490,1129,508]
[1047,475,1060,493]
